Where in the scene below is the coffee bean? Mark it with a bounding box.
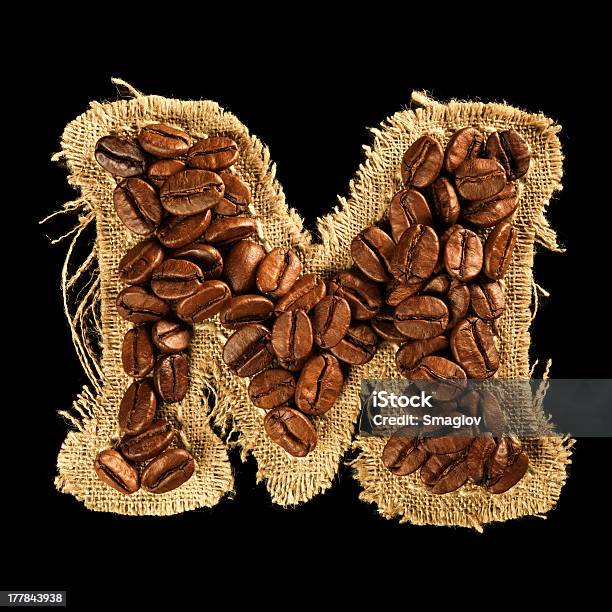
[146,159,186,188]
[486,449,529,494]
[119,419,175,462]
[224,240,266,294]
[488,436,522,482]
[215,172,251,216]
[457,390,481,417]
[94,449,140,494]
[271,310,313,365]
[455,158,506,201]
[466,434,497,483]
[154,353,189,403]
[116,286,169,323]
[462,183,519,227]
[485,129,530,181]
[444,127,484,173]
[156,211,212,249]
[351,226,395,282]
[394,295,449,340]
[138,123,190,158]
[311,295,351,349]
[203,217,257,246]
[391,224,439,285]
[118,238,165,285]
[171,242,223,280]
[385,279,422,307]
[409,356,467,401]
[469,279,505,321]
[151,319,192,354]
[295,353,343,416]
[420,452,469,494]
[160,169,224,216]
[401,135,444,188]
[263,406,317,457]
[187,136,239,171]
[382,430,429,476]
[141,448,196,494]
[450,317,499,379]
[275,274,327,313]
[430,177,460,225]
[114,178,163,235]
[481,389,506,437]
[221,294,275,329]
[95,136,146,177]
[118,379,157,435]
[395,336,449,375]
[175,280,231,323]
[328,270,382,320]
[150,259,203,300]
[483,220,517,280]
[121,326,155,378]
[444,227,483,281]
[372,308,408,343]
[422,272,451,295]
[446,280,471,328]
[248,368,296,410]
[389,189,433,242]
[256,246,303,299]
[330,324,378,365]
[222,323,274,377]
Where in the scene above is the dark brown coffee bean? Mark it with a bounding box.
[351,226,395,282]
[389,189,433,242]
[446,280,471,328]
[215,172,251,216]
[401,135,444,188]
[156,211,212,249]
[151,319,192,354]
[271,310,313,365]
[485,129,530,181]
[248,368,296,410]
[154,353,189,403]
[483,220,517,280]
[462,183,519,227]
[486,449,529,494]
[138,123,190,158]
[222,324,274,377]
[275,274,326,314]
[481,389,506,437]
[469,279,505,321]
[221,295,275,329]
[422,433,474,455]
[224,240,266,294]
[394,295,449,340]
[311,295,351,349]
[431,177,460,225]
[328,271,382,320]
[264,406,317,457]
[466,434,497,483]
[171,242,223,280]
[116,286,169,323]
[457,390,481,417]
[146,159,186,188]
[444,227,483,281]
[372,308,408,343]
[119,419,175,462]
[160,169,224,216]
[455,158,506,201]
[187,136,239,171]
[409,356,467,401]
[395,336,449,375]
[330,323,378,365]
[488,436,522,482]
[391,224,439,285]
[295,354,343,416]
[203,217,257,246]
[114,178,163,235]
[420,452,469,494]
[94,449,140,494]
[444,127,484,173]
[141,448,196,494]
[150,259,203,300]
[175,280,231,323]
[95,136,146,177]
[422,272,451,295]
[382,430,429,476]
[385,279,422,307]
[118,379,157,435]
[256,246,303,299]
[121,326,155,378]
[118,238,165,285]
[450,317,499,379]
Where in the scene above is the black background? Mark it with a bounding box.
[8,21,609,604]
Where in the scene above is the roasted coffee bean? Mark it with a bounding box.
[187,136,239,171]
[455,158,506,201]
[94,449,140,494]
[222,323,274,377]
[430,177,460,225]
[119,419,175,462]
[394,295,449,340]
[446,280,471,328]
[215,172,251,216]
[469,279,505,321]
[275,274,327,313]
[264,406,317,457]
[466,434,497,483]
[118,379,157,435]
[420,452,469,494]
[422,272,451,295]
[175,280,231,323]
[271,310,313,365]
[444,227,483,281]
[171,242,223,280]
[138,123,190,158]
[150,259,203,300]
[95,136,146,177]
[220,295,275,329]
[121,326,155,378]
[409,356,467,401]
[485,129,531,181]
[422,433,474,455]
[295,354,343,416]
[256,246,303,299]
[444,127,484,173]
[146,159,186,188]
[203,217,257,246]
[113,178,163,235]
[224,240,266,294]
[118,238,165,285]
[154,353,189,403]
[278,357,308,373]
[483,220,517,280]
[311,295,351,349]
[372,307,408,343]
[382,430,429,476]
[395,336,449,375]
[385,279,422,307]
[156,211,212,249]
[116,286,169,323]
[351,226,395,282]
[462,183,519,227]
[488,436,522,482]
[141,448,196,494]
[329,324,378,365]
[486,449,529,494]
[391,224,439,285]
[401,135,444,188]
[388,189,433,242]
[328,270,382,320]
[450,317,499,379]
[160,169,224,216]
[457,390,481,417]
[151,319,192,354]
[481,389,506,437]
[248,368,296,410]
